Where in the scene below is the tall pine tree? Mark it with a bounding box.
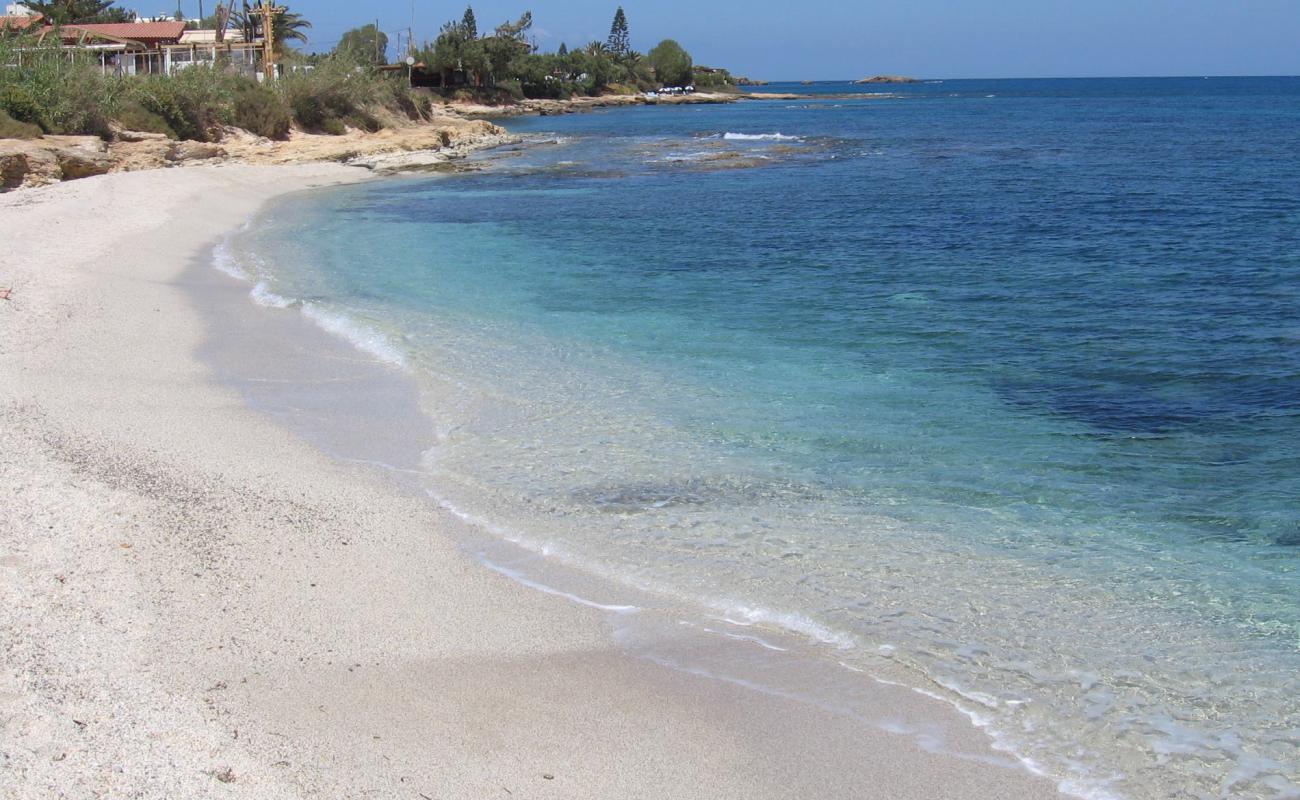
[557,41,568,56]
[25,0,132,24]
[606,6,630,56]
[461,5,477,39]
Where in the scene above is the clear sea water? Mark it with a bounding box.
[220,77,1300,798]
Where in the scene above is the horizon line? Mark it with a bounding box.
[748,73,1300,83]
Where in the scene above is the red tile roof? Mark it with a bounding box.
[54,20,187,46]
[0,13,42,30]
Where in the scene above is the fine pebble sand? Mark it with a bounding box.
[0,164,1065,799]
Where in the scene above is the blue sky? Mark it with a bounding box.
[168,0,1300,80]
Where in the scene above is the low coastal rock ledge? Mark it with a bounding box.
[0,89,827,191]
[0,116,511,191]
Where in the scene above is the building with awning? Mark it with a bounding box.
[25,18,265,78]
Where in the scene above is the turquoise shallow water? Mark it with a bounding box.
[221,78,1299,798]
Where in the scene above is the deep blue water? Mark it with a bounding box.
[228,77,1300,798]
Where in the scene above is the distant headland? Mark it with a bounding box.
[855,75,921,84]
[737,76,921,86]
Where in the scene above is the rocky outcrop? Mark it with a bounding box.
[448,91,743,119]
[216,116,509,168]
[855,75,921,84]
[0,115,511,191]
[54,148,114,180]
[0,136,116,187]
[166,142,226,162]
[1,151,31,189]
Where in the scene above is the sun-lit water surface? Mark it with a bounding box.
[221,77,1300,799]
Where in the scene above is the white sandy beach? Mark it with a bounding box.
[0,165,1066,799]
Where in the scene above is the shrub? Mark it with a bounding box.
[406,91,433,120]
[0,41,119,136]
[347,111,381,132]
[48,73,120,137]
[0,109,42,139]
[375,80,431,120]
[274,60,429,132]
[231,83,291,139]
[693,67,737,91]
[0,36,431,142]
[495,79,525,101]
[113,101,177,138]
[132,80,194,140]
[276,61,365,132]
[0,85,43,127]
[133,68,235,142]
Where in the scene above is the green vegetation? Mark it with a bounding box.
[461,6,478,39]
[23,0,131,25]
[416,6,732,99]
[229,82,289,138]
[0,31,431,142]
[607,7,630,56]
[276,59,413,134]
[692,66,736,89]
[133,66,238,141]
[112,100,176,138]
[0,108,43,138]
[0,2,734,145]
[647,39,692,88]
[0,38,122,137]
[229,5,312,56]
[336,23,388,66]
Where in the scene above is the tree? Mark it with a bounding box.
[493,11,531,42]
[187,12,229,30]
[231,4,312,55]
[557,41,567,56]
[606,6,629,56]
[24,0,131,24]
[335,23,388,65]
[461,5,477,39]
[425,18,487,87]
[647,38,691,87]
[273,10,312,53]
[570,42,617,93]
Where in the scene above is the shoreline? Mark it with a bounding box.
[0,114,514,191]
[444,90,803,118]
[0,164,1066,798]
[0,88,813,192]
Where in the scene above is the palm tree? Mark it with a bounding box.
[232,3,312,55]
[273,10,311,53]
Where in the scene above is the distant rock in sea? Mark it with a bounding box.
[736,77,768,86]
[855,75,920,84]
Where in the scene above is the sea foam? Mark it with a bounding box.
[211,240,250,281]
[721,132,802,141]
[299,304,407,367]
[211,237,406,368]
